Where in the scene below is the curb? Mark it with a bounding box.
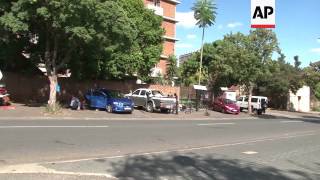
[0,116,258,121]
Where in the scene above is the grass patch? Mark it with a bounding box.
[44,102,63,114]
[312,106,320,112]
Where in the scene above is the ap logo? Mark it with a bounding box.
[251,0,275,28]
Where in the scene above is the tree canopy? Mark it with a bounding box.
[304,61,320,100]
[192,0,217,28]
[0,0,164,80]
[180,29,305,110]
[192,0,217,85]
[0,0,164,109]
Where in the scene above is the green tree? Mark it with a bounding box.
[192,0,217,85]
[221,30,279,113]
[294,55,302,69]
[315,82,320,100]
[204,40,238,96]
[304,61,320,89]
[246,29,279,113]
[180,54,199,86]
[0,0,163,110]
[304,61,320,100]
[257,54,304,109]
[166,55,179,84]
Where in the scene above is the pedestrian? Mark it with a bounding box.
[56,83,61,95]
[261,99,267,114]
[70,96,81,110]
[174,93,178,115]
[146,91,150,107]
[0,70,3,81]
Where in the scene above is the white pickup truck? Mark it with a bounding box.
[236,96,268,114]
[0,70,10,106]
[125,88,176,113]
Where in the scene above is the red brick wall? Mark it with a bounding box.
[156,59,168,75]
[161,1,176,18]
[162,20,175,37]
[163,40,175,56]
[149,84,179,97]
[3,72,180,104]
[143,0,177,75]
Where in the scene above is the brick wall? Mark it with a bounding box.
[144,0,178,75]
[162,21,175,37]
[163,40,175,56]
[2,72,180,104]
[160,0,176,18]
[157,59,168,75]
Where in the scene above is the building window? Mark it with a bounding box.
[153,0,160,6]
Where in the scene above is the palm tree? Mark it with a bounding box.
[192,0,217,85]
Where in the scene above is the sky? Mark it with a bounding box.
[175,0,320,67]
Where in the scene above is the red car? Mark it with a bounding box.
[212,98,240,114]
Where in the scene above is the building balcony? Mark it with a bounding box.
[163,16,178,23]
[163,0,181,5]
[146,4,178,22]
[147,4,163,16]
[160,54,169,59]
[163,35,179,41]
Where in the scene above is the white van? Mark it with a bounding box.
[236,96,268,114]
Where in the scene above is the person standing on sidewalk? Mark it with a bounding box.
[174,93,178,115]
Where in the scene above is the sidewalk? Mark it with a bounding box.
[0,103,250,120]
[0,103,319,120]
[266,109,320,119]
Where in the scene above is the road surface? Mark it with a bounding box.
[0,117,319,179]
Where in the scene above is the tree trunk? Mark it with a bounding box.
[48,74,58,110]
[248,83,254,114]
[198,27,205,85]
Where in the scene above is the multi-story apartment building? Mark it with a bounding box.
[143,0,180,77]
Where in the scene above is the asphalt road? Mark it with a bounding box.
[0,117,319,179]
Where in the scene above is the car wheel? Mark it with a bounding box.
[146,102,154,113]
[161,109,170,113]
[257,109,262,115]
[240,108,243,112]
[106,105,113,113]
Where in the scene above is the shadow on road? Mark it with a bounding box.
[110,153,318,180]
[251,114,320,125]
[252,114,281,119]
[301,117,320,124]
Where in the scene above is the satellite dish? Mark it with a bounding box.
[0,70,3,80]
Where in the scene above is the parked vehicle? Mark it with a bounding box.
[236,96,268,115]
[85,89,134,113]
[125,88,176,113]
[212,98,240,114]
[0,85,10,106]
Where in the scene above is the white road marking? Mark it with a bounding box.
[44,130,316,164]
[0,164,118,179]
[280,120,304,123]
[197,123,235,126]
[0,126,109,128]
[242,151,258,155]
